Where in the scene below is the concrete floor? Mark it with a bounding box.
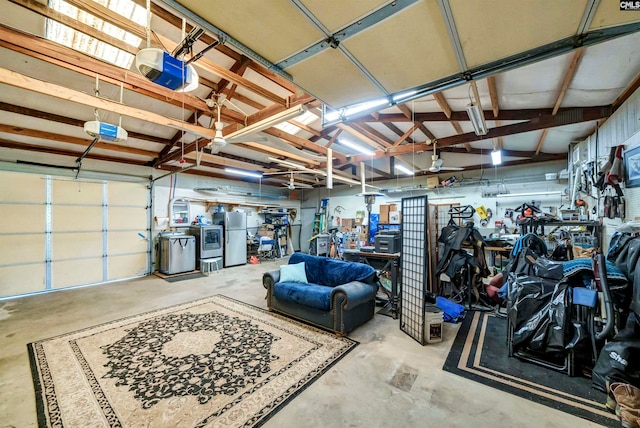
[0,260,604,427]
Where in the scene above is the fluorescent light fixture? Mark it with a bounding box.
[225,168,263,179]
[225,105,306,140]
[491,149,502,165]
[466,103,488,136]
[266,157,326,176]
[322,98,388,126]
[395,164,414,176]
[496,191,562,198]
[338,139,375,156]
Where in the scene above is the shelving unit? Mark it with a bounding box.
[170,198,191,227]
[312,198,329,236]
[262,210,289,258]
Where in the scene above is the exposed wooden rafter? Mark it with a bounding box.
[534,49,583,155]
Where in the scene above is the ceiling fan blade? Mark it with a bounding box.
[439,166,465,171]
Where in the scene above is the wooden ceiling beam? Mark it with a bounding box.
[130,0,297,95]
[397,104,435,141]
[0,24,215,115]
[263,128,345,160]
[348,107,563,123]
[345,105,611,163]
[0,67,224,139]
[238,142,320,165]
[393,124,420,147]
[0,138,148,166]
[487,76,499,118]
[158,58,250,160]
[347,123,395,148]
[535,49,583,155]
[325,129,341,148]
[0,101,172,145]
[0,124,157,157]
[335,123,389,150]
[613,71,640,110]
[154,33,287,106]
[431,93,470,150]
[10,0,219,90]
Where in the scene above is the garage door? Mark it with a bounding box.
[0,170,149,298]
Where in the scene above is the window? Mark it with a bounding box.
[46,0,147,69]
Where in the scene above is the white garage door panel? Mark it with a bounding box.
[0,234,45,264]
[109,182,147,205]
[109,254,147,279]
[53,180,102,204]
[109,207,147,231]
[0,264,45,295]
[0,170,44,202]
[0,170,149,299]
[52,232,102,259]
[52,206,102,232]
[52,258,103,289]
[0,204,44,233]
[108,231,147,255]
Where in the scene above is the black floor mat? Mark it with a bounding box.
[443,311,618,427]
[161,272,207,282]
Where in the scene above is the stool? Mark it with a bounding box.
[200,257,221,274]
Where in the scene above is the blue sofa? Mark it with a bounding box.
[262,253,379,335]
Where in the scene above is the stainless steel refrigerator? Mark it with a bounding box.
[214,211,247,267]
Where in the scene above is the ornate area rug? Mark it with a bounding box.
[28,295,357,427]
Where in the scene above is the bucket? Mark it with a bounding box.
[424,305,443,344]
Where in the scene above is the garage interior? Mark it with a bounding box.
[1,1,640,427]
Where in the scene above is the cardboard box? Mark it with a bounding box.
[389,203,397,211]
[379,204,390,224]
[427,176,439,188]
[389,211,401,224]
[257,230,275,238]
[279,236,287,245]
[355,217,364,225]
[341,218,355,229]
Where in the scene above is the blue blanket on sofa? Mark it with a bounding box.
[274,253,377,311]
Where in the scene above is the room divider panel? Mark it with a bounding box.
[400,195,431,345]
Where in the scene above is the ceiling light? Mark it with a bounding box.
[395,164,414,175]
[491,149,502,165]
[225,105,306,140]
[266,157,326,175]
[338,139,375,156]
[496,191,562,198]
[225,168,263,179]
[466,103,488,136]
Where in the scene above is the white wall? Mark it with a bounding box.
[305,160,569,235]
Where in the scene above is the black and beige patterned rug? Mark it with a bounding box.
[28,295,357,427]
[443,312,617,427]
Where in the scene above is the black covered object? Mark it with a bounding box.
[592,339,640,392]
[608,234,640,317]
[508,274,571,357]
